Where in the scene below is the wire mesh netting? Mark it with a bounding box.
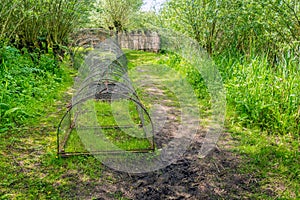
[57,29,225,173]
[57,38,155,157]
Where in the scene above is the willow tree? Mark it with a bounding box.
[0,0,91,62]
[160,0,300,59]
[160,0,220,55]
[92,0,143,34]
[0,0,24,44]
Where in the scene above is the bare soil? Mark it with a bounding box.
[88,134,261,200]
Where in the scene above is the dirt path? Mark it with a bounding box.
[87,72,261,200]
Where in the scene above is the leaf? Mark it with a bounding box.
[0,103,10,111]
[260,104,273,109]
[4,107,21,117]
[0,127,9,133]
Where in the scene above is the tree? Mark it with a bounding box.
[160,0,299,61]
[0,0,91,59]
[160,0,220,55]
[91,0,143,33]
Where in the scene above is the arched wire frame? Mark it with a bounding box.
[57,39,155,157]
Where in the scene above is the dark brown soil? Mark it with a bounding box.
[88,132,261,200]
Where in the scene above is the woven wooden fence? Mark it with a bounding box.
[72,28,160,52]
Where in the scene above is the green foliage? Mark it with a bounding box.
[215,53,300,134]
[0,0,22,42]
[127,11,161,31]
[90,0,143,32]
[0,0,91,57]
[232,128,300,199]
[161,0,300,60]
[161,0,219,54]
[0,46,65,131]
[160,0,300,135]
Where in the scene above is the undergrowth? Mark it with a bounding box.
[215,52,300,135]
[215,52,300,198]
[0,46,65,132]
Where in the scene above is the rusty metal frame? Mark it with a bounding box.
[57,39,155,157]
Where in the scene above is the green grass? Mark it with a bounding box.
[59,95,154,154]
[215,53,300,134]
[230,126,300,199]
[0,48,299,199]
[124,49,163,68]
[216,52,300,199]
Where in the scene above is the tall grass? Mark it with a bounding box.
[215,53,300,135]
[155,50,299,136]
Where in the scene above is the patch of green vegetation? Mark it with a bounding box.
[215,52,300,198]
[63,125,152,153]
[60,99,153,153]
[124,49,162,68]
[0,46,68,132]
[215,53,300,135]
[230,127,300,199]
[64,129,87,153]
[0,52,110,198]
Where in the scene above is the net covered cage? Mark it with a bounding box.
[57,39,155,157]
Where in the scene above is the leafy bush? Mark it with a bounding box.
[161,0,300,62]
[0,46,65,132]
